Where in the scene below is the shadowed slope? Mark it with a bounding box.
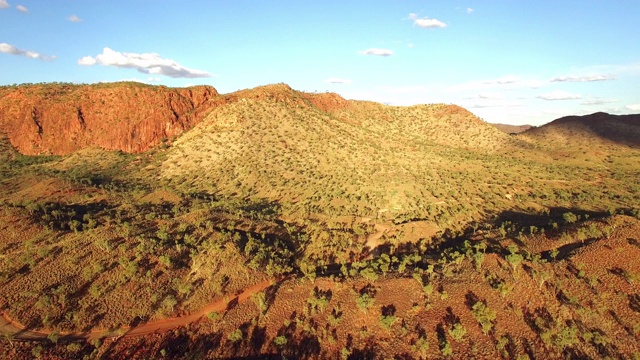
[522,112,640,147]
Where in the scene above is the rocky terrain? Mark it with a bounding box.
[0,82,217,155]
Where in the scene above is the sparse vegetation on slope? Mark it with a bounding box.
[0,83,639,359]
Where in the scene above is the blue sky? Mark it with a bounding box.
[1,1,639,125]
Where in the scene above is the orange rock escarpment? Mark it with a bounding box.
[0,82,218,155]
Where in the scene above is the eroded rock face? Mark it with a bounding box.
[0,82,218,155]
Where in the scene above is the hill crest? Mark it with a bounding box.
[1,82,510,156]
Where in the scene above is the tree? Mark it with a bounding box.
[505,244,523,275]
[472,301,496,335]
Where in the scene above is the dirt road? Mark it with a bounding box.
[0,279,274,342]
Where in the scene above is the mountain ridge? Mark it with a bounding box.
[2,82,639,158]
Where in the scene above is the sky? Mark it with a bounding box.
[1,1,639,126]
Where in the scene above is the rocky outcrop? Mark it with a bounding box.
[0,82,218,155]
[300,92,351,113]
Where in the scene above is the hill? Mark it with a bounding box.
[0,82,217,155]
[490,123,533,134]
[521,112,640,148]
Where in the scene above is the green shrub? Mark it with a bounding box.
[356,293,374,312]
[228,329,243,342]
[379,314,397,330]
[448,322,467,341]
[273,335,287,347]
[472,301,496,334]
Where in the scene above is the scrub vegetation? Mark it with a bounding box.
[1,82,639,359]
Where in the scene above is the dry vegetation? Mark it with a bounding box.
[0,83,639,359]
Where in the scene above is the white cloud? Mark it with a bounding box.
[448,75,525,93]
[78,47,213,78]
[466,8,474,14]
[626,104,640,111]
[16,4,26,13]
[580,98,619,105]
[483,76,519,85]
[537,90,581,101]
[551,74,614,82]
[0,42,55,60]
[464,93,522,108]
[0,0,9,9]
[409,13,447,28]
[358,48,393,57]
[325,78,352,84]
[67,14,82,22]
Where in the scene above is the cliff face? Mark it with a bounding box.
[0,82,218,155]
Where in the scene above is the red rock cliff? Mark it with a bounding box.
[0,82,218,155]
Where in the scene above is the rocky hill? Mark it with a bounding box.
[0,82,217,155]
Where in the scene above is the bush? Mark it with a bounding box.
[228,329,243,342]
[379,314,397,330]
[563,212,578,224]
[356,293,374,312]
[448,322,467,341]
[273,335,287,347]
[207,311,220,321]
[47,331,60,344]
[472,301,496,334]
